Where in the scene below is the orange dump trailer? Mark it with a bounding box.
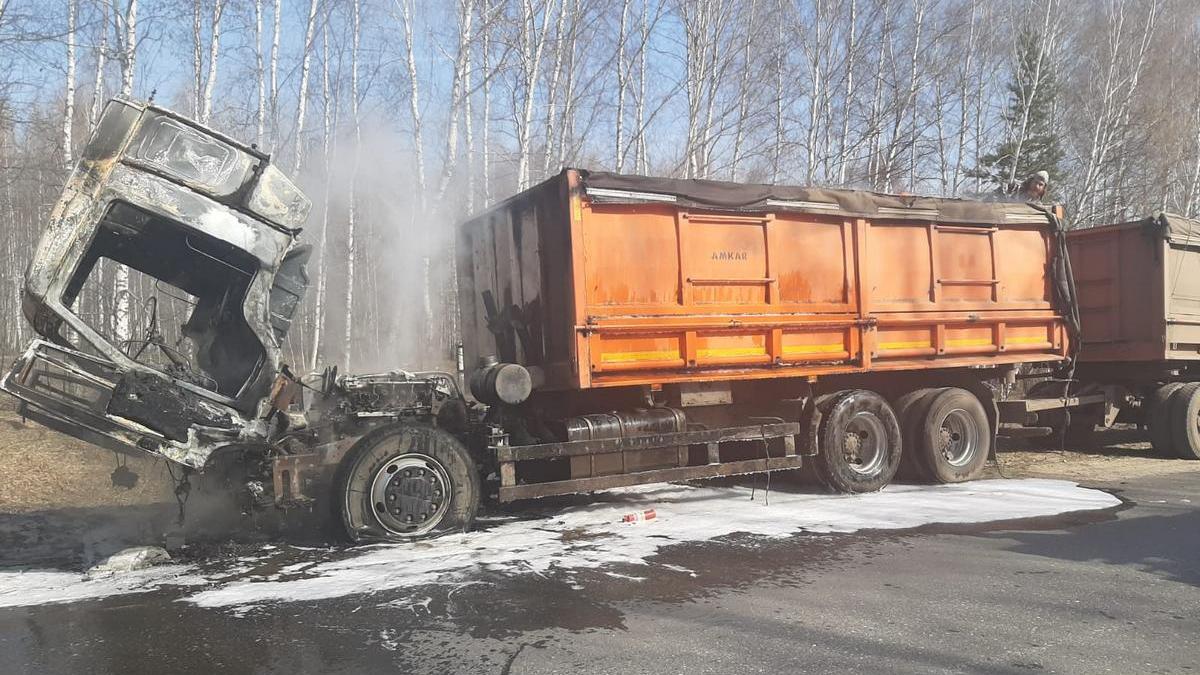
[1055,213,1200,459]
[458,169,1075,500]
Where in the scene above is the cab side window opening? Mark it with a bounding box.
[63,201,264,397]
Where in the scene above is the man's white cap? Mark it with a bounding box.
[1033,170,1049,182]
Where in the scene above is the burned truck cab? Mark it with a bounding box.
[3,99,311,469]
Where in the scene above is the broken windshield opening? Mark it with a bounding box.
[63,201,266,398]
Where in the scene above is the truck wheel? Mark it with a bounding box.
[1150,383,1186,457]
[814,390,901,493]
[892,388,943,482]
[1169,383,1200,460]
[333,424,481,542]
[909,388,990,483]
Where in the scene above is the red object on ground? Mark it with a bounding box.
[621,509,657,523]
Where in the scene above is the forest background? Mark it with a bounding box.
[0,0,1192,372]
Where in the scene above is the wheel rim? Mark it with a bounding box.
[938,408,981,467]
[368,453,452,536]
[843,411,887,476]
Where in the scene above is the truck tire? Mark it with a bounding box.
[1169,382,1200,460]
[1149,383,1186,457]
[814,390,901,493]
[333,423,481,542]
[908,388,990,483]
[892,388,943,482]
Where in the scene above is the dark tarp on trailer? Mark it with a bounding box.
[580,169,1053,227]
[1151,212,1200,245]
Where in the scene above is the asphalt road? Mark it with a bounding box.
[1,470,1197,674]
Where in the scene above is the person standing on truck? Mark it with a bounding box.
[1017,170,1049,202]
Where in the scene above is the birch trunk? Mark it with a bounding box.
[270,0,281,144]
[116,0,136,97]
[836,0,857,185]
[308,23,333,371]
[615,0,629,172]
[199,0,226,124]
[481,0,492,204]
[541,0,569,177]
[63,0,77,169]
[344,0,361,366]
[254,0,265,147]
[88,0,109,131]
[292,0,318,173]
[634,0,648,173]
[396,0,427,204]
[192,0,202,118]
[114,0,137,344]
[517,0,556,189]
[436,0,475,202]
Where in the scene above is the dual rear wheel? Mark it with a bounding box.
[1148,382,1200,460]
[812,387,990,493]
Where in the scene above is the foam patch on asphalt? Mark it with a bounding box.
[186,479,1118,609]
[0,479,1120,610]
[0,565,205,608]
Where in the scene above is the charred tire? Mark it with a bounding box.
[1169,382,1200,460]
[908,388,990,483]
[892,388,943,483]
[1149,383,1186,458]
[333,424,480,543]
[814,390,901,493]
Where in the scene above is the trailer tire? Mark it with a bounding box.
[814,390,901,493]
[1169,382,1200,460]
[909,388,990,483]
[333,423,480,543]
[892,388,943,482]
[1149,383,1186,458]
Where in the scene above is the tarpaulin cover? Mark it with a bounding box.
[1152,212,1200,244]
[580,169,1052,227]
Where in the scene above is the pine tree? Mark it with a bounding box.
[971,26,1064,195]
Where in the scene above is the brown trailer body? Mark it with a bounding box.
[1052,213,1200,461]
[458,169,1069,393]
[1069,214,1200,364]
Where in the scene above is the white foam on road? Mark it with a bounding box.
[0,479,1120,611]
[187,479,1118,609]
[0,565,205,608]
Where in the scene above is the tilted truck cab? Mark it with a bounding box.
[5,98,310,467]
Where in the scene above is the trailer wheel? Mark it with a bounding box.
[1169,382,1200,460]
[1149,383,1186,458]
[814,390,901,493]
[333,424,480,542]
[909,388,990,483]
[892,388,943,482]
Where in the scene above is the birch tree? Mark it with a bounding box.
[292,0,318,172]
[395,0,426,204]
[344,0,361,367]
[515,0,557,189]
[63,0,77,168]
